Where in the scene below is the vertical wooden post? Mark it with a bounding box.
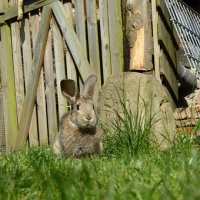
[0,0,19,151]
[108,0,124,74]
[74,0,87,56]
[99,0,112,82]
[86,0,101,87]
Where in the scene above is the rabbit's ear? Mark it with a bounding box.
[82,74,97,98]
[60,79,77,103]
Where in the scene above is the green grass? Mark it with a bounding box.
[1,137,200,200]
[1,100,200,199]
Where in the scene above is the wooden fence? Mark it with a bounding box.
[0,0,123,152]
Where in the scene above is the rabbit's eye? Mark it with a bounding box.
[76,104,80,110]
[93,105,95,110]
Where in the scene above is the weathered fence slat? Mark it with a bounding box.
[86,0,101,87]
[44,28,58,144]
[0,0,19,151]
[99,0,111,82]
[52,1,95,81]
[31,13,48,145]
[16,6,52,149]
[64,3,77,83]
[22,16,39,146]
[74,0,87,57]
[107,0,124,74]
[52,19,67,119]
[11,20,24,119]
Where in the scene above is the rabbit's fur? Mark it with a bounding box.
[53,75,103,157]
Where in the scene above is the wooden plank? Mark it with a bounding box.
[99,0,111,82]
[0,0,56,24]
[10,0,24,119]
[160,50,179,100]
[107,0,124,74]
[74,0,87,56]
[44,28,58,144]
[152,0,161,82]
[52,19,67,119]
[158,16,177,68]
[31,13,48,145]
[15,6,52,149]
[64,4,77,82]
[52,1,95,81]
[10,20,24,119]
[86,0,101,87]
[22,16,38,146]
[0,0,19,151]
[66,3,82,90]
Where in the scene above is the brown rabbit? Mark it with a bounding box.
[53,74,103,158]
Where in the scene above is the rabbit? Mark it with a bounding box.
[53,74,103,158]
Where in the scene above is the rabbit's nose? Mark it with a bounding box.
[86,115,92,121]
